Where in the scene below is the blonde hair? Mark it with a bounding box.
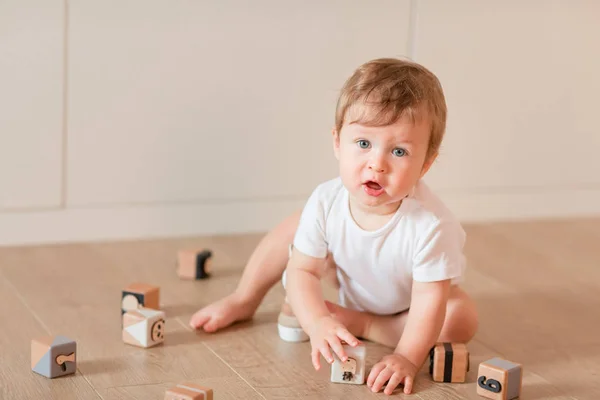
[335,58,447,160]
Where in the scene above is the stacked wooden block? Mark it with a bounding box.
[121,282,165,348]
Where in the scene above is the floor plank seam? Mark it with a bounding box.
[201,341,267,400]
[2,275,52,334]
[174,314,266,399]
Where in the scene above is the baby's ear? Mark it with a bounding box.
[420,151,438,177]
[332,128,340,160]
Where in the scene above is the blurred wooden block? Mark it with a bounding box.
[330,342,366,385]
[122,307,165,348]
[121,282,160,315]
[177,249,212,280]
[429,342,470,383]
[31,335,77,378]
[164,382,213,399]
[477,357,523,400]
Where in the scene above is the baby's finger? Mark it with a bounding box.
[403,375,414,394]
[320,343,335,365]
[384,372,403,395]
[367,363,385,388]
[327,336,347,362]
[371,367,393,393]
[336,328,359,347]
[311,347,322,370]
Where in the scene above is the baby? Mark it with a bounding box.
[190,57,478,395]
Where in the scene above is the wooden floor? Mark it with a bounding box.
[0,218,599,399]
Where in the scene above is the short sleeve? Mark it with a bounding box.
[412,219,466,283]
[292,186,328,259]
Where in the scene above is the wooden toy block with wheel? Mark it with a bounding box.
[122,307,166,348]
[164,382,213,399]
[429,342,470,383]
[477,357,523,400]
[330,341,366,385]
[31,335,77,378]
[177,249,212,280]
[121,282,160,315]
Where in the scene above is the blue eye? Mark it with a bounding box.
[392,148,406,157]
[357,140,370,149]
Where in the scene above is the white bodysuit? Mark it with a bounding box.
[290,177,466,315]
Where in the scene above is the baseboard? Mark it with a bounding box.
[1,188,599,247]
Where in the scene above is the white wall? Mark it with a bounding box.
[1,0,599,246]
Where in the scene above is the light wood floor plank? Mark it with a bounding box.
[0,272,102,400]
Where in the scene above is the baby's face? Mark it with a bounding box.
[333,111,434,215]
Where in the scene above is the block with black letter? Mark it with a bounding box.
[477,357,522,400]
[429,342,470,383]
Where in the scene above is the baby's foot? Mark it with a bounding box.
[189,292,258,333]
[325,301,371,340]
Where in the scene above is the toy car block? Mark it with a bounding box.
[330,341,366,385]
[31,335,76,378]
[122,307,166,348]
[477,357,523,400]
[177,249,212,280]
[164,382,213,399]
[429,342,470,383]
[121,282,160,315]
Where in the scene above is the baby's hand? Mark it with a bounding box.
[367,353,418,395]
[308,315,359,371]
[189,292,257,333]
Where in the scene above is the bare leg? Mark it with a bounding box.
[190,209,301,331]
[326,286,478,348]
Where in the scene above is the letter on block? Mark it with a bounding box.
[165,382,213,400]
[31,335,76,378]
[429,342,470,383]
[330,342,366,385]
[121,282,160,315]
[177,249,212,280]
[122,307,166,348]
[477,357,523,400]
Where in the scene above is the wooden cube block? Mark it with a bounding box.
[31,335,76,378]
[429,342,470,383]
[165,382,213,399]
[330,342,366,385]
[121,283,160,315]
[122,307,166,348]
[477,357,522,400]
[177,249,212,280]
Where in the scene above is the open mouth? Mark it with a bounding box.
[363,181,384,197]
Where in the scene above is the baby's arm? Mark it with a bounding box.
[286,247,359,370]
[395,279,451,366]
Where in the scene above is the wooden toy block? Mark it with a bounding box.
[477,357,522,400]
[429,342,470,383]
[330,342,366,385]
[121,282,160,315]
[122,307,166,348]
[177,249,212,280]
[31,335,76,378]
[164,382,213,400]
